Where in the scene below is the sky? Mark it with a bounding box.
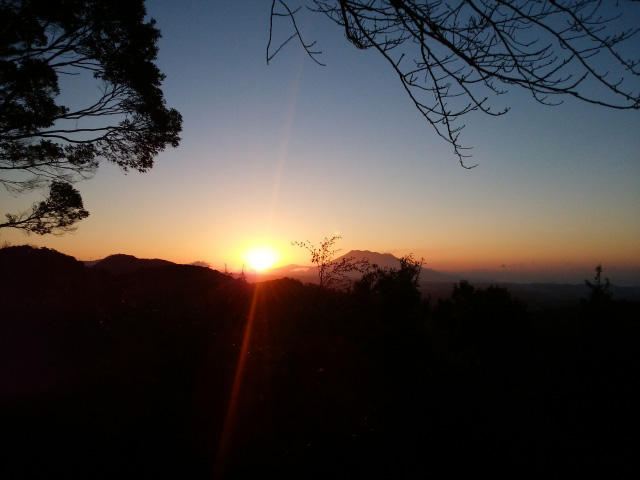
[2,0,639,285]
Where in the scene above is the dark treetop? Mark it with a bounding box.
[0,0,182,234]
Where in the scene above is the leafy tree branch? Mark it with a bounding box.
[0,180,89,235]
[1,0,182,234]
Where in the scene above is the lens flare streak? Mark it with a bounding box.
[213,285,261,478]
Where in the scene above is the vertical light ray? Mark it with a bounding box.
[267,51,304,224]
[213,284,261,479]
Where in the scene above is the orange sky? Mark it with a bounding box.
[1,1,639,285]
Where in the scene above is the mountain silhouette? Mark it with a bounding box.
[262,249,456,283]
[337,249,402,269]
[338,249,456,282]
[92,254,175,275]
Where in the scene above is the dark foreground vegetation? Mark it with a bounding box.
[1,246,639,478]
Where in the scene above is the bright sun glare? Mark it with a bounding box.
[244,246,279,271]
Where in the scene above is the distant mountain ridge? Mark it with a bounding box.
[265,249,456,282]
[2,245,639,307]
[338,250,401,269]
[87,250,455,283]
[91,254,175,275]
[338,249,456,282]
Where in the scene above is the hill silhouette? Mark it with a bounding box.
[92,253,175,275]
[0,244,86,284]
[2,245,639,477]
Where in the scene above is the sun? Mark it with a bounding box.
[244,245,280,271]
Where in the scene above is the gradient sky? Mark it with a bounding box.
[2,1,639,284]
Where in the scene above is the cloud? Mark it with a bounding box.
[190,260,211,268]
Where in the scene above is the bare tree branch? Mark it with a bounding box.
[292,235,370,290]
[269,1,640,167]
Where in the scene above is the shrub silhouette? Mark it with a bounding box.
[430,280,531,384]
[352,254,425,326]
[580,264,613,323]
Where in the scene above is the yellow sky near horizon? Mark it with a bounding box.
[1,1,639,286]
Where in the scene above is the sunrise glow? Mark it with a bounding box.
[243,246,280,271]
[1,1,637,288]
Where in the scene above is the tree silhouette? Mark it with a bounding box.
[430,280,530,378]
[584,264,611,301]
[292,235,369,289]
[581,264,613,320]
[352,253,423,318]
[269,0,640,167]
[1,0,182,234]
[0,180,88,235]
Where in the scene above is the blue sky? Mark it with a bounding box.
[2,0,639,284]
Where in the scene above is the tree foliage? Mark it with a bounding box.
[430,280,530,377]
[0,0,182,234]
[352,253,423,317]
[0,180,88,234]
[269,0,640,167]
